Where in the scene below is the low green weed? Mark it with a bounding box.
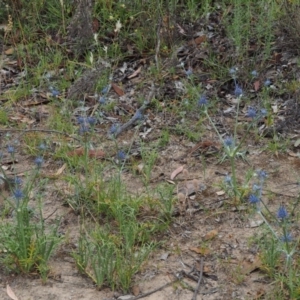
[0,146,61,282]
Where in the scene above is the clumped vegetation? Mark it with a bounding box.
[1,0,300,298]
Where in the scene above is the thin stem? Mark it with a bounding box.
[257,210,278,239]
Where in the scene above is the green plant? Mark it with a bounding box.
[73,207,156,292]
[198,85,267,201]
[0,146,61,282]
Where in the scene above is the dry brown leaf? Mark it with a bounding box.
[216,190,225,196]
[189,246,211,256]
[288,151,298,157]
[170,165,184,180]
[272,52,282,64]
[9,113,35,124]
[55,163,66,176]
[132,285,140,296]
[203,265,213,273]
[68,148,106,159]
[255,288,266,299]
[111,82,125,96]
[189,35,206,46]
[178,179,203,196]
[7,284,19,300]
[176,23,186,35]
[92,17,100,32]
[253,80,260,91]
[5,48,14,55]
[240,256,263,275]
[128,66,142,79]
[203,229,218,241]
[42,163,67,179]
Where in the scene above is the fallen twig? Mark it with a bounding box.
[191,257,204,300]
[155,18,162,70]
[109,82,155,138]
[130,278,178,300]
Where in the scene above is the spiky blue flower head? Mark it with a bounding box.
[277,205,288,219]
[246,107,257,118]
[98,96,106,104]
[87,117,96,126]
[7,145,15,154]
[79,124,90,135]
[251,70,258,77]
[249,194,260,204]
[229,67,237,76]
[77,116,85,124]
[14,177,22,186]
[185,68,193,77]
[34,156,44,168]
[109,124,119,135]
[260,109,267,117]
[280,233,292,243]
[234,84,243,97]
[252,184,261,192]
[264,79,271,87]
[257,170,267,180]
[101,85,110,95]
[116,150,126,161]
[224,136,234,148]
[77,117,96,134]
[49,87,60,97]
[224,175,232,185]
[13,188,24,200]
[198,95,208,107]
[38,143,47,151]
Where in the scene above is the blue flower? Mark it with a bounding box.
[249,194,260,204]
[257,170,267,180]
[34,156,44,168]
[87,117,96,126]
[109,124,119,135]
[252,184,261,192]
[7,146,15,154]
[185,68,193,77]
[49,87,60,97]
[14,177,22,186]
[224,136,234,148]
[264,79,271,87]
[77,117,96,134]
[38,143,47,151]
[277,205,288,219]
[234,84,243,97]
[251,70,258,77]
[77,116,85,124]
[260,109,267,117]
[280,233,292,243]
[116,150,126,161]
[13,188,24,200]
[101,85,110,95]
[198,95,208,106]
[229,67,237,76]
[99,96,106,104]
[79,124,90,134]
[246,107,257,118]
[224,175,232,185]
